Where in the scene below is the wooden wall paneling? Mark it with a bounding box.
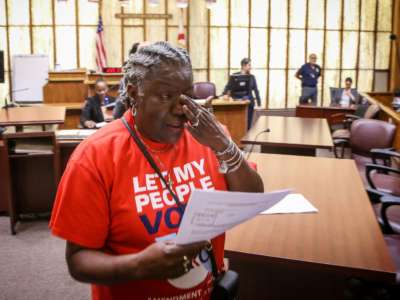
[165,0,168,42]
[227,0,231,79]
[371,0,379,90]
[284,0,290,108]
[355,0,362,91]
[321,0,328,106]
[339,0,345,85]
[75,0,80,67]
[120,6,125,65]
[207,8,211,81]
[266,0,271,109]
[5,0,11,97]
[304,0,309,63]
[390,0,400,90]
[51,0,57,66]
[248,0,251,59]
[29,0,33,54]
[186,3,190,52]
[142,0,145,41]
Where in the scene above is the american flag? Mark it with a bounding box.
[96,16,108,71]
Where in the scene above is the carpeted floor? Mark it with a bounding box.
[0,217,90,300]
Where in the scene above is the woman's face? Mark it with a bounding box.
[129,65,193,144]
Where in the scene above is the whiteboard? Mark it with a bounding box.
[12,55,49,103]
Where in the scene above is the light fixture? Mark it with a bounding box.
[119,0,130,7]
[176,0,189,9]
[205,0,216,9]
[148,0,159,7]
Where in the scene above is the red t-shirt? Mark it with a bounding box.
[50,111,227,300]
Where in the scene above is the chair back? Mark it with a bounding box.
[193,82,216,99]
[350,119,396,156]
[363,103,380,119]
[329,87,339,104]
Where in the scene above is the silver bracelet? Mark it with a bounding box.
[226,149,243,168]
[226,153,244,173]
[223,145,240,164]
[218,148,244,174]
[217,142,239,174]
[214,139,235,157]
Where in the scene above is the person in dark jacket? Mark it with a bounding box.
[80,79,116,128]
[223,58,261,129]
[295,53,321,105]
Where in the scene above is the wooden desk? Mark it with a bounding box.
[0,106,66,131]
[1,132,60,234]
[46,102,83,129]
[241,116,333,156]
[56,139,80,172]
[295,104,356,119]
[225,153,396,299]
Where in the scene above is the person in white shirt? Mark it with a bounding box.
[331,77,359,106]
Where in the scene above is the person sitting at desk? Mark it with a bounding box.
[80,79,117,128]
[330,77,359,106]
[223,58,261,130]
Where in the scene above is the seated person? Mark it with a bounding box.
[223,58,261,129]
[80,79,116,128]
[330,77,359,106]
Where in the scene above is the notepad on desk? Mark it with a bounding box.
[55,129,97,140]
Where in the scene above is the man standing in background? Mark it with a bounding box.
[295,53,321,105]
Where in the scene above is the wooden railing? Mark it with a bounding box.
[361,92,400,149]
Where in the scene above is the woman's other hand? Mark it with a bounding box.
[84,120,96,129]
[66,240,208,284]
[136,240,208,279]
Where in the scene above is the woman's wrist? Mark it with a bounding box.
[210,136,231,153]
[213,140,245,174]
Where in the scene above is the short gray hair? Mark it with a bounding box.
[119,41,192,107]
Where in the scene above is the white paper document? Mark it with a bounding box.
[261,193,318,214]
[175,189,291,245]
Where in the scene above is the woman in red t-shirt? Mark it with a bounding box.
[50,41,263,300]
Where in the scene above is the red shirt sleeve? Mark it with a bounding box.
[49,159,110,249]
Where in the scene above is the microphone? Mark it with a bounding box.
[245,128,270,159]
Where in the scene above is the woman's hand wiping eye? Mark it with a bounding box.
[180,95,230,153]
